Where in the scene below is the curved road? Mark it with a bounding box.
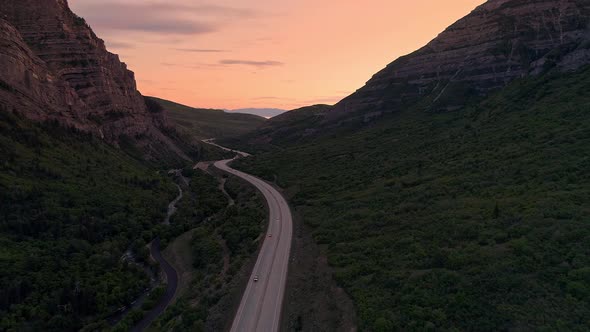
[129,178,184,331]
[207,140,293,332]
[130,238,178,332]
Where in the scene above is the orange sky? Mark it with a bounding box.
[70,0,484,110]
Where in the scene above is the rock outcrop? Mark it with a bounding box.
[0,0,189,161]
[0,18,91,131]
[332,0,590,119]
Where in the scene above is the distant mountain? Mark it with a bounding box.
[149,97,266,141]
[229,108,287,118]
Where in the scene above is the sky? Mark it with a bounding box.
[69,0,484,110]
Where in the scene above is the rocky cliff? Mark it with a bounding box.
[332,0,590,120]
[0,0,189,161]
[0,18,90,130]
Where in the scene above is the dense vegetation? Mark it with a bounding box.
[108,170,231,332]
[233,68,590,331]
[147,97,266,142]
[0,111,178,331]
[152,172,266,331]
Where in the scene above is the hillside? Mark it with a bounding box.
[234,65,590,331]
[227,0,590,330]
[219,104,331,151]
[148,97,266,142]
[0,111,178,331]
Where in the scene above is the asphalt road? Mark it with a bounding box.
[131,238,178,332]
[208,142,293,332]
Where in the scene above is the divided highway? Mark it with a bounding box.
[205,140,293,332]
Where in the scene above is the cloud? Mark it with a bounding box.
[183,4,256,18]
[159,59,284,70]
[105,41,135,49]
[160,62,180,67]
[252,96,288,100]
[73,2,258,35]
[88,16,217,35]
[160,62,216,69]
[174,48,227,53]
[75,2,257,18]
[220,59,284,68]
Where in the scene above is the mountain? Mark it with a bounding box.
[329,0,590,122]
[235,59,590,332]
[230,108,287,118]
[149,97,266,142]
[0,0,191,163]
[227,0,590,330]
[228,0,590,147]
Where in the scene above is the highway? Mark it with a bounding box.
[206,140,293,332]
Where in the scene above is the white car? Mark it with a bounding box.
[253,275,259,282]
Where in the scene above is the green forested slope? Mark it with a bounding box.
[0,111,178,331]
[147,97,266,142]
[234,68,590,331]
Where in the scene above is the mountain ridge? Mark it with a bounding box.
[0,0,191,162]
[330,0,590,122]
[147,96,266,142]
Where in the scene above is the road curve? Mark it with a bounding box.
[131,238,178,332]
[206,140,293,332]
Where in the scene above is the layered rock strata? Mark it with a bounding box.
[333,0,590,119]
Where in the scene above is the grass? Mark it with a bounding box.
[232,67,590,331]
[147,97,266,142]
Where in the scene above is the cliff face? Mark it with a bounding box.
[0,18,91,130]
[332,0,590,120]
[0,0,186,160]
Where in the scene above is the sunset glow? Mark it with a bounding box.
[70,0,484,110]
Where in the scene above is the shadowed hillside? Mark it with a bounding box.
[148,97,266,142]
[234,66,590,331]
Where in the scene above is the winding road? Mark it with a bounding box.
[205,140,293,332]
[131,238,178,332]
[124,172,185,331]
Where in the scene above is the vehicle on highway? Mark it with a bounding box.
[269,233,272,237]
[254,275,259,282]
